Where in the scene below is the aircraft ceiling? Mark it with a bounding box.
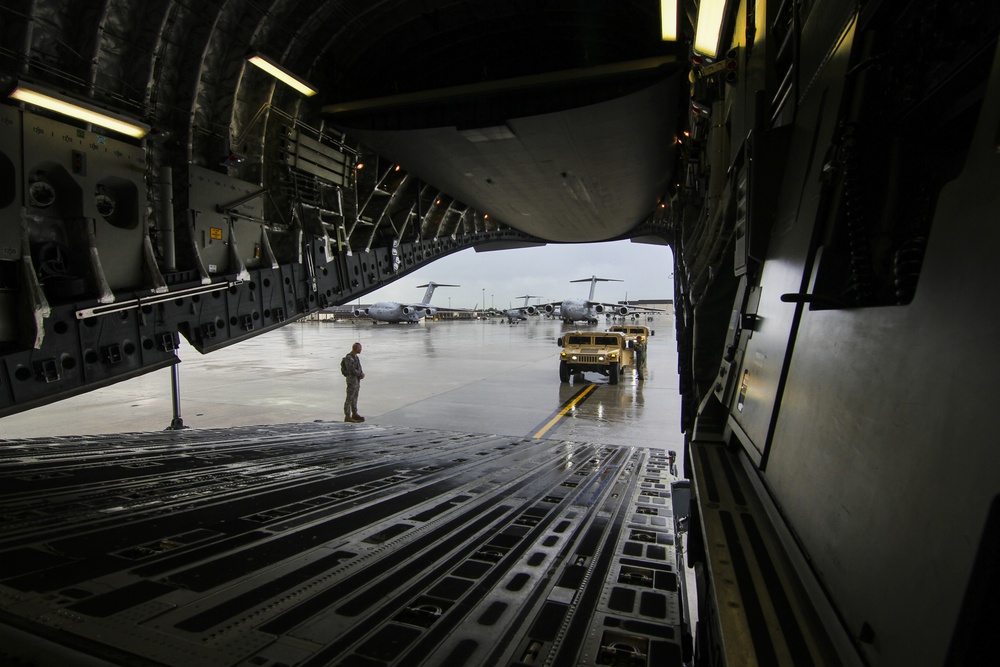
[1,0,689,244]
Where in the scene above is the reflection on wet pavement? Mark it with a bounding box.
[1,316,683,457]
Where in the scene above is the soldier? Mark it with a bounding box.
[342,342,366,422]
[635,338,648,380]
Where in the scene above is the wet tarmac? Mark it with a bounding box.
[0,315,683,454]
[0,314,693,667]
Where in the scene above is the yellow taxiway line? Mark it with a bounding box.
[531,384,598,439]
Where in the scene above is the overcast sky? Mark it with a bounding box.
[358,240,675,309]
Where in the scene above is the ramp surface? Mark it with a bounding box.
[0,422,688,666]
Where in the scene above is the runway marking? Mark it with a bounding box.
[530,384,598,439]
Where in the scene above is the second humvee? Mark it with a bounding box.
[608,324,654,343]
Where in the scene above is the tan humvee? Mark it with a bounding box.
[608,324,654,343]
[557,331,635,384]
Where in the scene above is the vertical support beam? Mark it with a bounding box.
[167,351,186,430]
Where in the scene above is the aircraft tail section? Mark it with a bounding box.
[415,282,460,305]
[570,276,622,301]
[515,295,542,307]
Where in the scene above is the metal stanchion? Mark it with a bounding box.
[166,350,187,430]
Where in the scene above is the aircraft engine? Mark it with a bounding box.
[524,306,537,315]
[593,304,605,314]
[614,305,629,316]
[544,304,556,314]
[424,307,437,317]
[402,306,414,315]
[352,308,368,317]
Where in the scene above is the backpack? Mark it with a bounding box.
[340,355,349,376]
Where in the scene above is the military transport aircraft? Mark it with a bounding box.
[543,276,662,324]
[353,282,462,323]
[2,2,996,666]
[503,295,542,323]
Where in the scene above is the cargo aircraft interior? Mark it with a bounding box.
[0,1,997,666]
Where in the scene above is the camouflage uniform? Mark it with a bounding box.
[635,340,647,379]
[343,352,363,418]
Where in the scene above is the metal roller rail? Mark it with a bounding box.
[0,422,690,666]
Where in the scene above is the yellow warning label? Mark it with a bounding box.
[209,227,223,240]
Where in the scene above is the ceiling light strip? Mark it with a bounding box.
[694,0,729,57]
[661,0,678,41]
[9,84,149,138]
[247,54,317,96]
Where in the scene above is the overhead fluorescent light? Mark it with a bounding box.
[247,54,317,96]
[660,0,678,41]
[694,0,728,57]
[8,83,149,138]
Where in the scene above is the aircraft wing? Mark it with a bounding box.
[591,302,667,315]
[437,308,478,314]
[404,303,477,313]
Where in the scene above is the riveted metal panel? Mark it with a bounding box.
[0,106,22,347]
[0,105,21,262]
[21,111,147,296]
[187,165,265,276]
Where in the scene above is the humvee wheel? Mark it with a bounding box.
[559,361,570,382]
[609,363,620,385]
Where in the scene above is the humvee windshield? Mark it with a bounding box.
[566,335,621,345]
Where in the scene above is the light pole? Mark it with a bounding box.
[482,288,485,312]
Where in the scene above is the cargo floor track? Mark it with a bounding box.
[0,422,689,667]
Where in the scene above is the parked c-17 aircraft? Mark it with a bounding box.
[504,295,542,323]
[543,276,662,324]
[353,282,462,323]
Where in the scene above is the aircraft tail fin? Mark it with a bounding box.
[415,282,460,305]
[569,276,623,301]
[514,294,542,306]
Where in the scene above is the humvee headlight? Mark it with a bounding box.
[571,355,578,361]
[598,356,605,361]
